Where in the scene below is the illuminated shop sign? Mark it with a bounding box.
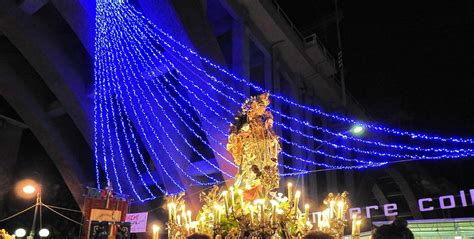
[349,189,474,219]
[310,189,474,221]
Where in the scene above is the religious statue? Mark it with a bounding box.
[227,92,281,200]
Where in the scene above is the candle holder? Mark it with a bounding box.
[317,192,350,239]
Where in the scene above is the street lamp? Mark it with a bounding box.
[15,228,27,237]
[15,178,42,239]
[15,179,40,200]
[22,185,36,194]
[350,125,365,136]
[38,228,50,237]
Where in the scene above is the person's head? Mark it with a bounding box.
[392,218,408,229]
[372,225,394,239]
[302,230,333,239]
[372,218,414,239]
[186,233,211,239]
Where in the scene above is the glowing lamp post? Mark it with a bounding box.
[15,179,42,239]
[350,125,365,136]
[22,185,36,194]
[15,228,27,238]
[38,228,50,237]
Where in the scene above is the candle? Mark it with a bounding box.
[323,209,330,228]
[152,225,160,239]
[177,215,181,225]
[238,189,244,210]
[182,212,188,225]
[304,204,310,223]
[168,203,173,222]
[329,200,335,219]
[181,205,186,224]
[317,212,322,230]
[287,183,293,202]
[259,203,265,224]
[169,203,176,223]
[187,210,192,224]
[172,204,177,222]
[168,204,173,223]
[230,187,235,210]
[200,215,205,231]
[270,200,277,225]
[219,207,223,224]
[337,201,344,219]
[294,190,301,216]
[351,214,357,236]
[222,190,229,216]
[356,219,361,236]
[214,204,221,225]
[249,205,255,224]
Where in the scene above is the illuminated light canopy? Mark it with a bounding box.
[93,0,474,201]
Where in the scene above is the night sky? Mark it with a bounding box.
[276,0,474,136]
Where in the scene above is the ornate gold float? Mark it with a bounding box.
[164,93,352,238]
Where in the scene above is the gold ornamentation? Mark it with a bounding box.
[164,94,351,239]
[227,92,280,198]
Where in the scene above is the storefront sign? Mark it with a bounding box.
[125,212,148,233]
[310,188,474,221]
[348,189,474,219]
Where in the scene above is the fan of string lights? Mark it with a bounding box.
[94,0,474,201]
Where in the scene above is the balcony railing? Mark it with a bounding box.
[270,0,336,68]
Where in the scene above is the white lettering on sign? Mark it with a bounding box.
[439,195,456,209]
[418,198,434,211]
[365,205,379,218]
[384,203,398,217]
[460,190,467,207]
[333,188,474,219]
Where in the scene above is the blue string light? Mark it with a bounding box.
[119,9,473,158]
[120,8,397,169]
[106,8,184,194]
[136,14,474,145]
[97,3,171,199]
[120,9,473,157]
[96,23,123,194]
[118,3,392,172]
[97,4,150,200]
[114,13,236,180]
[132,21,472,162]
[113,11,231,184]
[93,1,473,201]
[155,41,474,156]
[93,8,105,189]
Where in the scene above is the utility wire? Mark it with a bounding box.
[42,204,82,225]
[43,204,83,214]
[0,204,37,223]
